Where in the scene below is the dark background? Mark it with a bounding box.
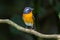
[0,0,60,40]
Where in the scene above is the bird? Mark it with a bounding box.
[22,7,34,29]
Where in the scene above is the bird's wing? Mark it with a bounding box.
[32,14,35,20]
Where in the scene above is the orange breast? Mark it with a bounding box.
[22,12,34,23]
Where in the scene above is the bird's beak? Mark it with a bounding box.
[31,8,34,10]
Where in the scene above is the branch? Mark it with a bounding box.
[0,19,60,39]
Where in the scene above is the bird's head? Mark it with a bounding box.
[23,7,33,14]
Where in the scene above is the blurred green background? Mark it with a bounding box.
[0,0,60,40]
